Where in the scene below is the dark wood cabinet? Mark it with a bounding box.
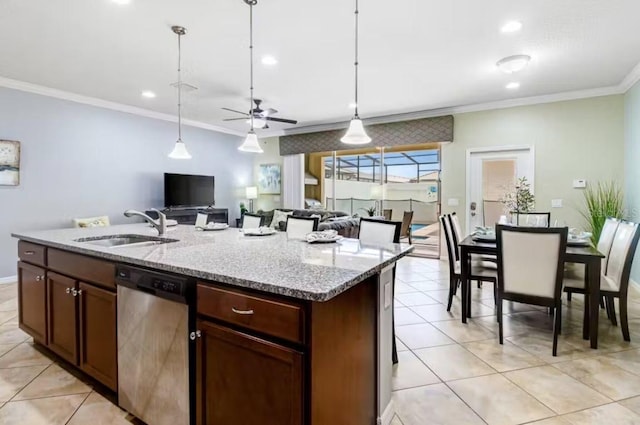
[17,261,47,344]
[78,282,117,391]
[46,273,78,364]
[196,320,303,425]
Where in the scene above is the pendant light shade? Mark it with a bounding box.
[342,0,370,145]
[239,0,263,153]
[168,25,192,159]
[238,130,263,153]
[341,118,371,145]
[168,139,192,159]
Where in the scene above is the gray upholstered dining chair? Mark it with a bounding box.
[565,221,640,341]
[285,216,319,239]
[241,213,264,229]
[358,217,402,364]
[564,217,620,302]
[441,214,497,313]
[496,225,568,356]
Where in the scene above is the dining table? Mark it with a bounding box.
[458,235,605,349]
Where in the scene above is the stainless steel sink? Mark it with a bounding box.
[74,234,179,248]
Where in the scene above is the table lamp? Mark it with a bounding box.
[246,186,258,212]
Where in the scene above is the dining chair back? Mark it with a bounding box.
[242,213,264,229]
[285,216,319,239]
[358,218,402,244]
[605,221,640,292]
[598,217,621,271]
[448,212,463,260]
[515,212,551,227]
[440,215,458,275]
[383,209,393,220]
[496,225,568,355]
[400,211,414,244]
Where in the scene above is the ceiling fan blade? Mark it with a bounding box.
[221,107,249,116]
[223,118,249,121]
[265,117,298,125]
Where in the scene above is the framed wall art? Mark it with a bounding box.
[0,140,20,186]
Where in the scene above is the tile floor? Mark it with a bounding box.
[391,257,640,425]
[2,257,640,424]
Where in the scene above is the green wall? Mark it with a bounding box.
[625,81,640,282]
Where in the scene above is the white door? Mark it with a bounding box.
[466,147,534,233]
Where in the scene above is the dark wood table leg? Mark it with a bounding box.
[461,245,469,324]
[588,258,601,349]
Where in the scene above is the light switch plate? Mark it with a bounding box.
[573,179,587,188]
[384,282,391,309]
[448,198,459,207]
[552,199,563,208]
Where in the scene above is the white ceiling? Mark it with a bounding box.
[1,0,639,135]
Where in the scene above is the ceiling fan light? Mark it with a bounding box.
[246,118,267,129]
[496,54,531,74]
[238,131,264,153]
[168,139,192,159]
[341,118,371,145]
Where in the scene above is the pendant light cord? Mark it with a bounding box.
[248,0,257,131]
[177,31,182,142]
[354,0,360,119]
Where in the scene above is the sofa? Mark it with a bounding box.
[256,209,361,238]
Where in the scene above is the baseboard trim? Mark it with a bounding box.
[0,275,17,284]
[377,400,395,425]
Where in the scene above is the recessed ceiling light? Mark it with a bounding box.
[348,103,357,109]
[261,55,278,66]
[141,90,156,98]
[111,0,131,4]
[506,82,520,90]
[496,54,531,74]
[501,21,522,33]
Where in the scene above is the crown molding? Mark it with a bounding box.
[620,61,640,93]
[263,84,623,137]
[0,76,245,137]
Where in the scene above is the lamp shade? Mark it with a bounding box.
[340,118,371,145]
[238,131,264,153]
[168,140,192,159]
[246,186,258,200]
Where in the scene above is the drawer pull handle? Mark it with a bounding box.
[66,288,71,294]
[23,250,35,255]
[232,307,254,315]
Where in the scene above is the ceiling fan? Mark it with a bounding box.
[222,99,298,129]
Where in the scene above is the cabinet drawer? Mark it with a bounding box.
[48,249,115,290]
[18,241,47,267]
[197,284,304,344]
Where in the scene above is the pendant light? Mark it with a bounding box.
[168,26,192,159]
[341,0,371,145]
[238,0,264,153]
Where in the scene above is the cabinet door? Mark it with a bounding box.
[17,261,47,344]
[47,273,78,364]
[196,320,303,425]
[78,282,117,390]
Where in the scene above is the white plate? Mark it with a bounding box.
[244,228,277,236]
[472,233,496,242]
[307,236,343,244]
[197,224,229,231]
[567,239,591,247]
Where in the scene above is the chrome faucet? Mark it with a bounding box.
[124,208,167,236]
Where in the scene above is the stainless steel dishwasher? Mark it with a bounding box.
[116,265,196,425]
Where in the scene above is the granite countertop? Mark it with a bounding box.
[12,224,413,302]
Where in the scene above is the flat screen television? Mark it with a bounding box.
[164,173,215,208]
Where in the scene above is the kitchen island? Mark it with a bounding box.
[13,223,412,425]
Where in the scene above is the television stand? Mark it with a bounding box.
[146,207,229,225]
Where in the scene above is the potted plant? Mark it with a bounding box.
[501,176,535,214]
[579,181,625,244]
[360,206,377,217]
[239,202,248,216]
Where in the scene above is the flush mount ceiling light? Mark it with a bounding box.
[168,26,192,160]
[506,82,520,89]
[261,55,278,66]
[496,54,531,74]
[238,0,264,154]
[141,90,156,98]
[341,0,371,145]
[501,20,522,33]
